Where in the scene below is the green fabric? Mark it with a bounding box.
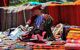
[44,17,53,39]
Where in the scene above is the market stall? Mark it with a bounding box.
[0,1,80,50]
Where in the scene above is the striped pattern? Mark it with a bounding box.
[0,0,9,6]
[67,28,80,40]
[32,45,65,50]
[0,6,33,31]
[65,28,80,50]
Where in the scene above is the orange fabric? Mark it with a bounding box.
[75,0,80,4]
[67,29,80,39]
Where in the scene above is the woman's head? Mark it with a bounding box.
[31,5,43,16]
[32,8,42,16]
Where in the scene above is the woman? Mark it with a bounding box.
[27,6,55,40]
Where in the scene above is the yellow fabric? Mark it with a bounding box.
[15,49,24,50]
[67,29,80,39]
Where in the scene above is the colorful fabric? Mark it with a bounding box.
[67,29,80,40]
[66,28,80,46]
[66,39,80,43]
[62,26,80,40]
[9,27,27,41]
[65,43,80,50]
[32,45,65,50]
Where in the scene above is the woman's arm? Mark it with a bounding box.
[26,19,31,25]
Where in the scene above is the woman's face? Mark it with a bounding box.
[33,9,41,16]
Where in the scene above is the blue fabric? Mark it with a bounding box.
[35,15,43,28]
[9,28,26,41]
[15,44,26,49]
[29,2,41,5]
[29,2,43,5]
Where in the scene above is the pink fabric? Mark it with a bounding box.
[65,43,80,47]
[66,39,80,44]
[27,42,46,46]
[31,34,35,39]
[37,31,46,41]
[31,31,46,41]
[65,43,80,50]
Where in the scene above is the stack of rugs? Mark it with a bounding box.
[0,37,65,50]
[32,41,65,50]
[65,28,80,50]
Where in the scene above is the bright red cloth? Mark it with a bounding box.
[48,5,80,26]
[0,0,9,6]
[47,6,59,25]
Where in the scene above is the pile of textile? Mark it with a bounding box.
[0,23,66,50]
[65,28,80,50]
